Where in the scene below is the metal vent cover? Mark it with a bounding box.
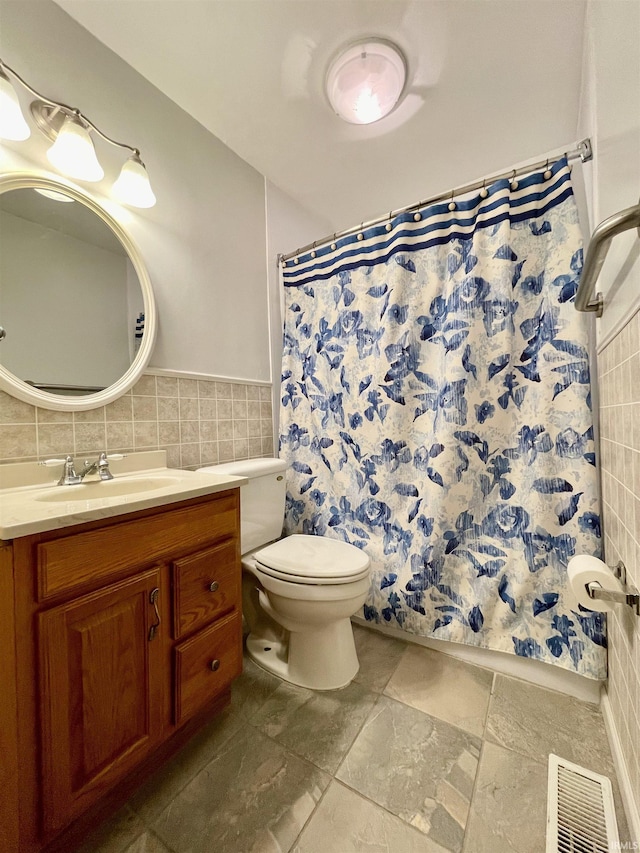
[546,754,619,853]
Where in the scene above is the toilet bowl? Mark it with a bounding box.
[197,459,371,690]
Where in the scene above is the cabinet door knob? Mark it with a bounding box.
[209,659,221,672]
[208,581,219,593]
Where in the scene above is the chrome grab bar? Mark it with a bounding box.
[575,200,640,316]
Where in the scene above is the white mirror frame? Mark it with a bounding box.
[0,172,157,411]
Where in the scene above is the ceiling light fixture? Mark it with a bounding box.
[326,39,407,125]
[0,58,156,208]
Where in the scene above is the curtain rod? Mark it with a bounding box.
[280,138,593,264]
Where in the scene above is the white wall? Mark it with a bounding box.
[0,0,270,382]
[577,0,640,347]
[577,0,640,838]
[264,180,333,439]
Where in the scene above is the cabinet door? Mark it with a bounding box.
[38,567,164,836]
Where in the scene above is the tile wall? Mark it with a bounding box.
[598,310,640,812]
[0,374,274,469]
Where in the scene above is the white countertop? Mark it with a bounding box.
[0,451,246,540]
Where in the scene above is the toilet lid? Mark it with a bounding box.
[254,534,370,584]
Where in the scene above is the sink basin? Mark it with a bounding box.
[0,451,248,540]
[35,476,183,503]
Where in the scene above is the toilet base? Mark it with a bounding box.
[245,617,359,690]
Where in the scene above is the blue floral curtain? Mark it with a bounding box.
[279,158,605,679]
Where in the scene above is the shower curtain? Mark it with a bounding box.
[279,158,605,679]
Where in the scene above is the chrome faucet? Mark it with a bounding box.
[79,452,115,482]
[57,455,83,486]
[42,452,118,485]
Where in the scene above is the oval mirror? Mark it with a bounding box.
[0,173,156,411]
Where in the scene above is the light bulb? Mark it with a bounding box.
[112,153,156,208]
[326,40,406,125]
[0,69,31,140]
[47,113,104,182]
[353,88,383,124]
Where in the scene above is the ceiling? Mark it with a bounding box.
[53,0,587,233]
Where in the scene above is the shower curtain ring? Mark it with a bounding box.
[357,224,364,241]
[330,233,337,251]
[510,169,519,191]
[386,212,393,232]
[543,158,552,180]
[480,179,489,199]
[448,191,456,212]
[293,249,300,265]
[310,241,317,259]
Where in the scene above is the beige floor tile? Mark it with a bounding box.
[385,645,493,737]
[151,726,329,853]
[250,679,378,773]
[352,623,407,693]
[462,742,547,853]
[128,706,244,823]
[485,674,615,773]
[293,780,448,853]
[337,696,481,852]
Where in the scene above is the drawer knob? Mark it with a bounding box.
[208,581,219,593]
[209,659,221,672]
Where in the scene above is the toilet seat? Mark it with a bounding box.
[253,533,370,585]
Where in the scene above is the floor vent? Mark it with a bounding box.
[546,754,619,853]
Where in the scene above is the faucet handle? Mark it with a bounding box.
[96,451,127,480]
[39,456,72,467]
[41,455,82,486]
[92,453,127,463]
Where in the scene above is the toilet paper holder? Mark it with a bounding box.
[586,561,640,615]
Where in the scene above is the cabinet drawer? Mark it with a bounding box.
[172,540,239,639]
[174,610,242,726]
[37,491,239,600]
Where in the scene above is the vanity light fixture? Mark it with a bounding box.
[325,39,407,125]
[112,152,156,209]
[0,66,31,140]
[0,58,156,208]
[45,111,104,182]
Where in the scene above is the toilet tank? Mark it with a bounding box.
[197,458,287,554]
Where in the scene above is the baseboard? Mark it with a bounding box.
[600,689,640,843]
[351,617,602,704]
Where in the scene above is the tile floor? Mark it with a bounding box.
[77,624,631,853]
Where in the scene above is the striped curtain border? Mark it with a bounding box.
[283,157,572,289]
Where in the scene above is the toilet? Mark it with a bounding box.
[197,457,371,690]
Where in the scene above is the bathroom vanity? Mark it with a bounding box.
[0,456,246,853]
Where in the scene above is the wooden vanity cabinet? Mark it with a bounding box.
[1,488,243,853]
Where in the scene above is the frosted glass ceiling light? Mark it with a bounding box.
[326,39,406,125]
[0,58,156,207]
[46,112,104,182]
[0,67,30,140]
[112,153,156,209]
